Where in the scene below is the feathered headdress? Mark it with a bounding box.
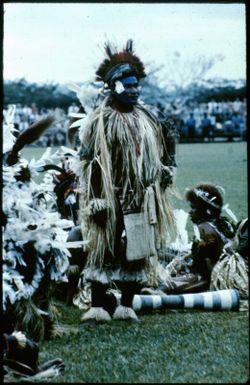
[95,39,146,86]
[5,115,55,166]
[185,183,223,212]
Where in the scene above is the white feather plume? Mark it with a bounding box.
[3,105,18,154]
[222,204,238,224]
[167,209,191,252]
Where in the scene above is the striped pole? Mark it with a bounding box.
[132,289,240,312]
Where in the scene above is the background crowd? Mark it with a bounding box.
[5,98,246,147]
[161,98,246,142]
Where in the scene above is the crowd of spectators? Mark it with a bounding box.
[7,103,69,147]
[163,98,247,142]
[5,98,246,147]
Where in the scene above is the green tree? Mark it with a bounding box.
[4,79,77,111]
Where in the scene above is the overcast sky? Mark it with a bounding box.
[3,2,246,85]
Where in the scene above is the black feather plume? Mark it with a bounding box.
[37,164,67,174]
[125,39,133,53]
[6,115,55,166]
[104,41,116,59]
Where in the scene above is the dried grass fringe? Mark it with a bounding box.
[210,251,248,298]
[113,305,138,320]
[79,97,177,271]
[81,306,111,322]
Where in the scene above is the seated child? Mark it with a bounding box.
[152,182,236,294]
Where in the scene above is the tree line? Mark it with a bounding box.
[4,76,246,112]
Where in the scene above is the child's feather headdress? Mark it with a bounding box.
[185,182,223,210]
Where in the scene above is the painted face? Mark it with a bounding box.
[113,76,140,105]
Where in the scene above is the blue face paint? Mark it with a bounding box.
[113,76,140,105]
[120,76,138,85]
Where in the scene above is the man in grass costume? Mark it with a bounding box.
[78,39,177,324]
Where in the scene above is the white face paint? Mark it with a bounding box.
[115,80,125,94]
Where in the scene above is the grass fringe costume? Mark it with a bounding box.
[79,98,177,282]
[73,39,178,323]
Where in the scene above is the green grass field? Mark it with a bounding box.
[22,142,248,383]
[24,141,248,222]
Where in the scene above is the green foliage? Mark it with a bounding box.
[4,76,246,113]
[190,83,246,104]
[22,142,248,383]
[4,79,77,111]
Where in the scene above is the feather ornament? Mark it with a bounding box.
[3,166,77,312]
[68,112,86,119]
[96,39,146,83]
[4,104,16,125]
[67,81,82,93]
[166,209,191,252]
[2,270,22,309]
[3,120,89,344]
[104,40,117,58]
[6,115,55,166]
[69,116,86,129]
[125,39,133,53]
[67,81,99,112]
[157,209,191,261]
[222,203,238,224]
[3,105,19,154]
[193,224,201,241]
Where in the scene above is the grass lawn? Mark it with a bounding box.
[22,142,248,383]
[173,141,248,220]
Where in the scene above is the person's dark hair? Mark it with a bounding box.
[185,182,223,218]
